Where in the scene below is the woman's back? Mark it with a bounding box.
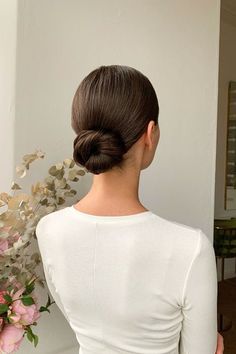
[36,205,218,354]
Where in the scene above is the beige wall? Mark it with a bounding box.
[0,0,17,192]
[15,0,220,239]
[2,0,220,353]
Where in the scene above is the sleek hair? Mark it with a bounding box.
[71,65,159,175]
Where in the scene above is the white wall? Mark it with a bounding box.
[6,0,221,353]
[0,0,17,192]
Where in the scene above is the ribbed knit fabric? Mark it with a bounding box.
[36,206,218,354]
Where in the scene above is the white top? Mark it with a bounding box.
[36,206,218,354]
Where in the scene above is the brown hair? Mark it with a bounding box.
[71,65,159,175]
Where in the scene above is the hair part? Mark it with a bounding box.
[71,65,159,175]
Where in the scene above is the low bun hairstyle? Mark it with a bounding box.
[71,65,159,175]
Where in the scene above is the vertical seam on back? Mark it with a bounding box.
[93,222,105,347]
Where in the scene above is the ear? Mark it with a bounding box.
[145,120,156,151]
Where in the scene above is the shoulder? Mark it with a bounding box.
[150,212,201,242]
[149,213,214,262]
[35,206,70,239]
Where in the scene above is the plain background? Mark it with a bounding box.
[1,1,221,353]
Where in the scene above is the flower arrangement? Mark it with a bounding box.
[0,150,85,353]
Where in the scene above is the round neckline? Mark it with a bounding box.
[68,205,153,222]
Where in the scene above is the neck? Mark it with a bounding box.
[78,165,146,213]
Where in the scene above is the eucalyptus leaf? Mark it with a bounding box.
[44,176,54,184]
[55,169,65,180]
[0,150,87,344]
[57,197,65,205]
[0,200,5,207]
[76,169,86,176]
[68,170,77,180]
[11,266,21,275]
[40,198,48,206]
[0,192,11,204]
[55,162,63,170]
[11,182,22,190]
[16,165,27,178]
[54,178,67,189]
[48,166,57,176]
[36,150,45,159]
[63,158,75,168]
[64,190,77,197]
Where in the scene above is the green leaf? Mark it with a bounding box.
[6,285,14,293]
[33,334,39,347]
[3,294,12,303]
[24,282,35,295]
[26,326,39,347]
[5,316,10,324]
[21,296,35,306]
[26,325,33,336]
[46,294,51,307]
[0,303,9,315]
[39,306,50,313]
[27,331,33,343]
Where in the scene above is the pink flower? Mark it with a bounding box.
[0,239,8,255]
[11,288,41,326]
[0,290,8,304]
[0,324,24,353]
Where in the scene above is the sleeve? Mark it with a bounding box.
[35,218,70,323]
[41,260,70,323]
[179,229,218,354]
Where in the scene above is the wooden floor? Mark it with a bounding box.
[218,277,236,353]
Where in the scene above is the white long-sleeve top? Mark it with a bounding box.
[36,205,218,354]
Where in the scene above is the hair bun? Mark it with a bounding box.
[73,129,127,174]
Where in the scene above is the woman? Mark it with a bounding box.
[36,65,223,353]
